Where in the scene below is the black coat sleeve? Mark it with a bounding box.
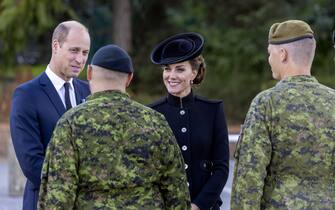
[193,102,229,209]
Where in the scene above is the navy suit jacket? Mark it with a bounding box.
[149,92,229,210]
[10,72,90,210]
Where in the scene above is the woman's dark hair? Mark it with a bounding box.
[189,55,206,84]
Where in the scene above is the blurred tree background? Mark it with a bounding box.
[0,0,334,127]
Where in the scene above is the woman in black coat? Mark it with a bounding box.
[148,32,229,210]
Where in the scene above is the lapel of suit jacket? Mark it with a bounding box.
[39,72,66,116]
[73,79,85,105]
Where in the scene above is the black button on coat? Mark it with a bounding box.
[149,91,229,210]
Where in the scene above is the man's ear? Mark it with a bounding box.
[126,73,133,87]
[280,48,288,62]
[87,65,93,81]
[52,40,59,54]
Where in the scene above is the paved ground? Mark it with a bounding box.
[220,160,234,210]
[0,159,23,210]
[0,158,235,210]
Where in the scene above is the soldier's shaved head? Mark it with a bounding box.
[91,65,128,87]
[280,38,316,67]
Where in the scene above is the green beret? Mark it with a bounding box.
[268,20,314,45]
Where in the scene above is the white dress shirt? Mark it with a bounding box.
[45,65,77,109]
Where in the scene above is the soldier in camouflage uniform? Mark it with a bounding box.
[231,20,335,210]
[38,44,191,209]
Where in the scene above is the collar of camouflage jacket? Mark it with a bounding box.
[277,75,318,86]
[86,90,130,102]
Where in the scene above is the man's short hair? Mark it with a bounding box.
[283,38,316,67]
[51,21,88,46]
[52,23,70,46]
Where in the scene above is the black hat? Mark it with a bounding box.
[150,32,204,65]
[91,44,133,73]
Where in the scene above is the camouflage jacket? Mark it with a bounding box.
[38,90,190,210]
[231,75,335,210]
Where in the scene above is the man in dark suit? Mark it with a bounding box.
[10,20,91,210]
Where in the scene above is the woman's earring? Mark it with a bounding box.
[190,80,194,85]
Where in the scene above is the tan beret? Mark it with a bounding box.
[268,20,314,45]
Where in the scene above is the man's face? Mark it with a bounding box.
[268,44,282,80]
[53,27,90,81]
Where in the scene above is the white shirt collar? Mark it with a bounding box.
[45,65,74,91]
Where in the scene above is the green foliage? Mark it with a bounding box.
[134,0,335,124]
[31,64,46,77]
[1,0,335,124]
[0,0,76,67]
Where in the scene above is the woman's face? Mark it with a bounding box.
[162,61,197,98]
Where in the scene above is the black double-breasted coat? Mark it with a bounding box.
[149,91,229,210]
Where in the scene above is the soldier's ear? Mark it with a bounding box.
[87,65,93,81]
[126,73,133,87]
[279,48,288,62]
